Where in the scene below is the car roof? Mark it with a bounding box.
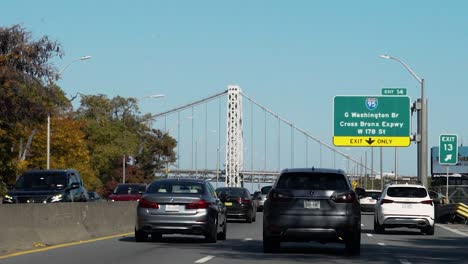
[387,183,427,188]
[280,167,345,174]
[151,178,207,184]
[117,183,146,186]
[23,169,77,174]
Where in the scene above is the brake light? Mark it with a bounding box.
[139,198,159,209]
[241,198,251,204]
[332,192,356,203]
[420,200,433,206]
[269,191,290,203]
[186,200,210,209]
[381,199,394,205]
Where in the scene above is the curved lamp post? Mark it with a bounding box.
[379,54,428,188]
[47,56,92,169]
[122,94,165,183]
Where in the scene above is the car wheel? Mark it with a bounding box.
[345,227,361,255]
[135,228,146,242]
[263,236,280,253]
[151,232,162,242]
[422,225,435,235]
[246,213,253,223]
[217,219,227,240]
[374,216,384,234]
[205,219,218,243]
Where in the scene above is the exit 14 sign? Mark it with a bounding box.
[439,134,458,165]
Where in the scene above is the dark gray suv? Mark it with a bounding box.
[263,168,363,255]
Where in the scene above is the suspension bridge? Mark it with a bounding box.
[149,85,379,188]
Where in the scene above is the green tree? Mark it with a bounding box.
[0,24,67,187]
[75,94,178,195]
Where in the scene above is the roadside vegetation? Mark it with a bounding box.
[0,25,176,197]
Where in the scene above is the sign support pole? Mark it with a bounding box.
[446,166,449,204]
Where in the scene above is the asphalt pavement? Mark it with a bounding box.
[1,212,467,264]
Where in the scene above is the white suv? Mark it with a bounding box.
[374,183,434,235]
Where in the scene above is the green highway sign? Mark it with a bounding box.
[381,88,407,96]
[333,96,411,147]
[439,134,458,165]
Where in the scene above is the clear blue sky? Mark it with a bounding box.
[3,1,468,176]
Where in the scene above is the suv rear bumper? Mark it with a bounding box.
[264,214,359,241]
[383,216,434,228]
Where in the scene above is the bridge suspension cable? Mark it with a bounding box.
[240,91,378,176]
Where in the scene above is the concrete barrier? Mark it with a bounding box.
[0,201,137,255]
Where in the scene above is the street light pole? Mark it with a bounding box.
[48,55,92,169]
[380,54,428,188]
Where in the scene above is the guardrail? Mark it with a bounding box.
[456,203,468,224]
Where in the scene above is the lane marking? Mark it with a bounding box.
[366,233,373,237]
[377,243,386,246]
[0,232,133,260]
[399,259,411,264]
[244,238,253,241]
[436,224,468,237]
[361,224,364,227]
[195,255,214,263]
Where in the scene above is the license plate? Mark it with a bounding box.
[304,200,320,209]
[402,204,412,209]
[165,204,180,212]
[224,202,232,206]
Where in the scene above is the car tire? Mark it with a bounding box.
[217,219,227,240]
[205,219,218,243]
[246,213,253,223]
[374,217,384,234]
[345,227,361,255]
[263,236,280,253]
[151,232,162,242]
[422,225,435,235]
[135,228,146,242]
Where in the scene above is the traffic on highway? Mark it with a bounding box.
[1,170,468,264]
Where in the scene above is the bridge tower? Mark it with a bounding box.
[225,85,244,187]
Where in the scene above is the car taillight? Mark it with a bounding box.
[420,200,433,206]
[241,198,251,204]
[269,192,290,203]
[186,200,210,209]
[139,198,159,209]
[380,199,394,205]
[332,192,356,203]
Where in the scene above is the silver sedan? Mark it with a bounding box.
[135,178,227,243]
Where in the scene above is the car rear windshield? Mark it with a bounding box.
[261,186,272,194]
[147,181,205,194]
[216,188,246,198]
[15,172,67,190]
[387,187,427,198]
[114,185,146,195]
[276,172,348,191]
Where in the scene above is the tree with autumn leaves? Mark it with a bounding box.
[0,25,177,197]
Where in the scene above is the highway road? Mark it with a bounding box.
[1,213,467,264]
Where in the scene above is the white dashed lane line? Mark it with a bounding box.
[399,259,411,264]
[195,256,214,263]
[366,233,373,237]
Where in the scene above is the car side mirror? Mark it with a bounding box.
[354,187,366,198]
[70,182,80,190]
